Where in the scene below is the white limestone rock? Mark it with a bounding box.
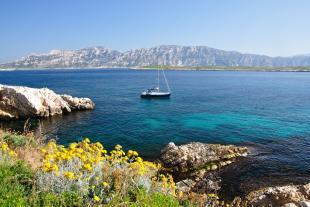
[0,85,95,119]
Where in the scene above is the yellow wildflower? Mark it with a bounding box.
[102,181,109,187]
[207,193,219,199]
[8,150,17,157]
[43,162,51,169]
[83,138,90,143]
[69,143,78,149]
[64,171,75,179]
[95,142,103,149]
[76,148,84,154]
[115,144,122,150]
[80,155,87,162]
[83,163,92,172]
[136,157,143,163]
[51,164,59,172]
[40,148,47,154]
[1,143,9,151]
[93,195,100,202]
[127,150,133,156]
[47,141,57,149]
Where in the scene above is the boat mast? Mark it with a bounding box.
[162,66,171,92]
[157,65,160,90]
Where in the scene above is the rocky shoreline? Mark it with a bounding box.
[1,84,309,206]
[0,85,95,120]
[159,142,248,184]
[159,142,310,206]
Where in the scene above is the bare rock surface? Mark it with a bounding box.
[160,142,248,194]
[60,95,94,110]
[0,84,95,119]
[160,142,310,206]
[160,142,248,174]
[237,183,310,207]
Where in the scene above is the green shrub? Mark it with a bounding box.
[133,192,181,207]
[3,134,28,147]
[0,161,34,207]
[0,136,197,206]
[107,188,181,207]
[31,191,84,207]
[0,161,86,207]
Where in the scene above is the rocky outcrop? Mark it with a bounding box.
[60,95,94,110]
[234,183,310,207]
[160,142,310,206]
[0,85,95,120]
[160,142,248,174]
[160,142,248,194]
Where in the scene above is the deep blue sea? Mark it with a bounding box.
[0,69,309,197]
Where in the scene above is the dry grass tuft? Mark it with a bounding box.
[0,128,44,169]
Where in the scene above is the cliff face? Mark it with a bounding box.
[0,85,95,119]
[1,47,120,68]
[2,45,310,68]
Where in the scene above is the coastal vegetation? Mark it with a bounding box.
[0,130,215,207]
[1,129,310,206]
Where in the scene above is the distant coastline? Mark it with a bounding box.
[2,65,310,72]
[0,66,129,71]
[131,65,310,72]
[2,45,310,71]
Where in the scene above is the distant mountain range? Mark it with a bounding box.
[1,45,310,68]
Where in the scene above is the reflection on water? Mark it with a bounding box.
[0,110,94,142]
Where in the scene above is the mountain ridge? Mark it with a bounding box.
[1,45,310,68]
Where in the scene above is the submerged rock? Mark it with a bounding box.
[0,85,95,119]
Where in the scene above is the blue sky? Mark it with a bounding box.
[1,0,310,62]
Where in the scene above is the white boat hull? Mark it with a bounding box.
[140,91,171,98]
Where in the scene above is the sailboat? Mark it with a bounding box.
[140,66,171,98]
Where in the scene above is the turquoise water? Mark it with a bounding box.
[0,69,310,195]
